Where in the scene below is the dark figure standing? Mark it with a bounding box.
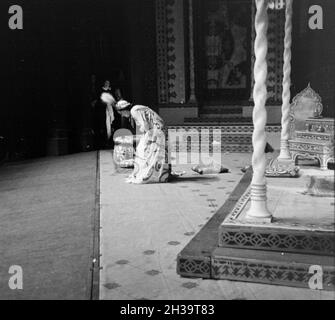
[92,80,120,149]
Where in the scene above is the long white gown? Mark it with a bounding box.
[126,105,171,184]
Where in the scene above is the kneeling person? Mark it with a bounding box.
[115,100,171,184]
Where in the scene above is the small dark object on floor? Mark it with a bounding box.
[265,142,275,153]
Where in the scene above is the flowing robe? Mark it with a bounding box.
[126,105,170,184]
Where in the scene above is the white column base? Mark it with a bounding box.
[246,183,273,223]
[246,202,273,223]
[278,139,292,160]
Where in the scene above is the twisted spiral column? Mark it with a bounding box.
[247,0,272,221]
[278,0,293,160]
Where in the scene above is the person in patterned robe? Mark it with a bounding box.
[115,100,171,184]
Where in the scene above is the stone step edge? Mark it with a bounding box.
[218,224,335,257]
[211,247,335,291]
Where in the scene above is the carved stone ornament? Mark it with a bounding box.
[265,158,300,177]
[289,83,323,138]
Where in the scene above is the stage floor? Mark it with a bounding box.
[0,151,333,299]
[0,153,98,300]
[99,151,334,300]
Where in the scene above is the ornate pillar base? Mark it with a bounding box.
[278,141,291,160]
[278,139,291,160]
[246,184,273,223]
[265,157,300,177]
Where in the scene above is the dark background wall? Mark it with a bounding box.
[0,0,334,160]
[292,0,335,118]
[1,0,157,159]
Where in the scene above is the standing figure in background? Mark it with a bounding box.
[115,100,171,184]
[92,80,117,149]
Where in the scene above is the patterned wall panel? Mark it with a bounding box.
[156,0,187,104]
[272,9,285,103]
[156,0,169,104]
[157,1,285,106]
[250,4,285,104]
[141,0,158,106]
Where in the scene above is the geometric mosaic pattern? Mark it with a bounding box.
[166,0,186,103]
[166,125,281,153]
[178,252,335,290]
[212,258,335,291]
[178,257,211,279]
[167,125,282,133]
[156,0,186,104]
[156,0,169,104]
[219,231,335,256]
[268,9,285,103]
[169,144,253,154]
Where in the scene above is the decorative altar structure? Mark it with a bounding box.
[290,117,334,170]
[288,84,335,170]
[177,0,335,290]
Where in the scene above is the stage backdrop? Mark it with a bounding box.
[201,0,251,101]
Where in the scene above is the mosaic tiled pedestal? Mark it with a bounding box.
[177,169,253,279]
[177,169,335,291]
[211,247,335,290]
